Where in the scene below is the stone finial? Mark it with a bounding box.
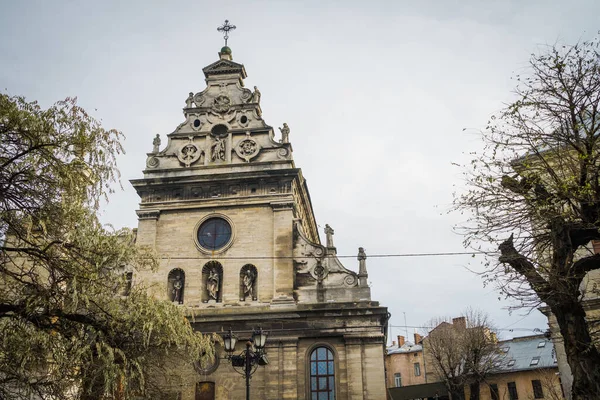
[252,86,261,104]
[152,134,161,154]
[324,224,335,248]
[185,92,194,108]
[358,247,368,287]
[279,123,290,144]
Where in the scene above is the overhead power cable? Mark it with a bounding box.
[159,251,498,260]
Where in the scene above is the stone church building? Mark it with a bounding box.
[130,44,389,399]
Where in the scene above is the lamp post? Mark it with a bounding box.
[223,328,269,400]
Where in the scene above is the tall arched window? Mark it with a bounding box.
[309,347,335,400]
[202,261,223,303]
[167,268,185,304]
[239,264,257,301]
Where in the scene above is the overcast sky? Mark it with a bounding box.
[2,0,599,342]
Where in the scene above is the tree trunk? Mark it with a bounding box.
[552,299,600,400]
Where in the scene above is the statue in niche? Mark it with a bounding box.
[172,275,183,304]
[152,134,161,153]
[279,123,290,143]
[252,86,261,104]
[185,92,194,108]
[242,269,256,300]
[211,138,226,162]
[325,224,335,248]
[207,268,219,300]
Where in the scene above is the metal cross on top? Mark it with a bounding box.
[217,19,236,46]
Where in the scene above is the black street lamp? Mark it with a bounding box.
[223,328,269,400]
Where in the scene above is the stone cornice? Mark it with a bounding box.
[135,209,160,220]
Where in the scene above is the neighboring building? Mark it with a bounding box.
[385,334,426,388]
[540,252,600,400]
[466,335,563,400]
[130,43,388,399]
[386,321,562,400]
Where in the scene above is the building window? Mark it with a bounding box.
[531,380,544,399]
[530,356,540,366]
[310,347,335,400]
[537,341,546,348]
[414,362,421,376]
[507,382,518,400]
[489,384,499,400]
[470,383,480,400]
[507,359,516,367]
[394,373,402,387]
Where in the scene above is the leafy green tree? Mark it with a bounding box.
[454,35,600,399]
[0,95,214,399]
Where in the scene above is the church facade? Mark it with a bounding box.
[130,45,389,400]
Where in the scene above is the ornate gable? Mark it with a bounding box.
[202,59,247,79]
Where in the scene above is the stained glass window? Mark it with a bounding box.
[309,347,335,400]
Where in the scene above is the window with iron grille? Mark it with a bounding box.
[310,347,335,400]
[532,380,544,399]
[507,382,518,400]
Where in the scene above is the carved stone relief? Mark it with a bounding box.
[212,95,231,113]
[178,142,202,167]
[241,88,252,103]
[193,92,205,106]
[146,156,159,168]
[211,138,226,162]
[234,135,260,162]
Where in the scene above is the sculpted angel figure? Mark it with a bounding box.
[242,269,256,300]
[325,224,335,248]
[279,123,290,143]
[152,134,161,153]
[207,268,219,300]
[172,275,183,304]
[252,86,261,104]
[185,92,194,108]
[211,138,226,162]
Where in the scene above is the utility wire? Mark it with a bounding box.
[160,251,498,260]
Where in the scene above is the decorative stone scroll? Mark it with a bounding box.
[178,140,202,167]
[146,156,159,168]
[241,88,253,102]
[234,134,260,162]
[193,92,205,106]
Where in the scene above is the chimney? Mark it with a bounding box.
[414,333,422,344]
[452,316,467,330]
[392,340,397,347]
[397,336,405,347]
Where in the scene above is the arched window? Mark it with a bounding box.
[202,261,223,303]
[167,268,185,304]
[309,347,335,400]
[239,264,257,301]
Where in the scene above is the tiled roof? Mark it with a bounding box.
[386,341,423,355]
[493,334,556,373]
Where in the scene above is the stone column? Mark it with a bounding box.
[344,337,364,399]
[362,337,387,399]
[135,210,160,247]
[281,338,299,399]
[264,340,282,399]
[271,202,295,302]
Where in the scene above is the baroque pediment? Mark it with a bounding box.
[203,59,247,79]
